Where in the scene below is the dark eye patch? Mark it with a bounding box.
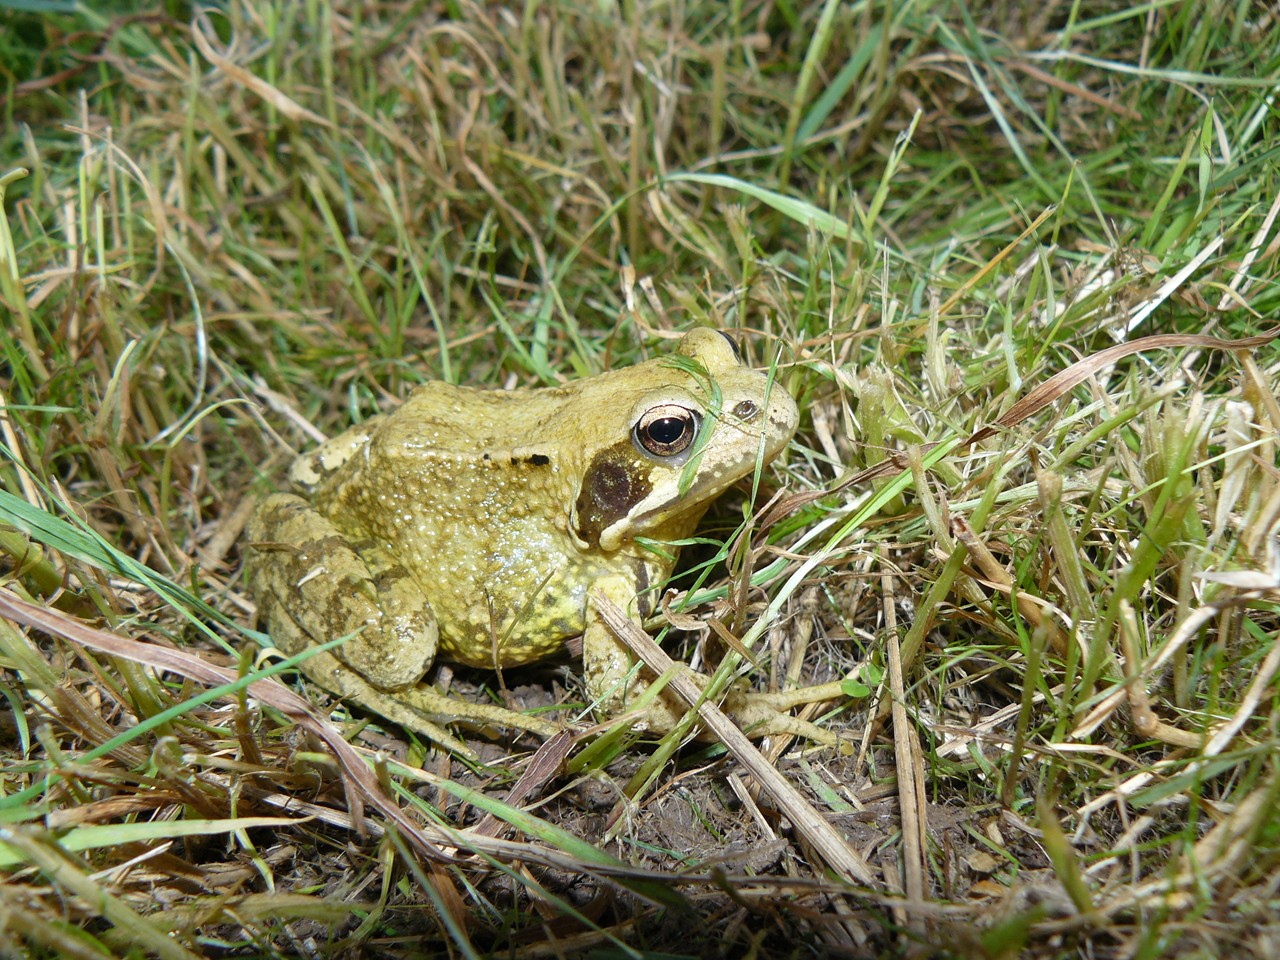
[573,442,654,547]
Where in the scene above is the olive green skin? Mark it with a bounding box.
[245,329,798,739]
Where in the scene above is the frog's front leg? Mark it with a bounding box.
[246,494,558,745]
[581,574,693,732]
[583,578,848,747]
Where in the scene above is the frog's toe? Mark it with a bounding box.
[392,684,564,741]
[279,643,563,756]
[722,681,853,752]
[731,710,853,753]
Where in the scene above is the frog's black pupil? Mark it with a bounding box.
[648,417,686,445]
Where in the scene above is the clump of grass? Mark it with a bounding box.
[2,1,1279,956]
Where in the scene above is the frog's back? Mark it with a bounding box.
[390,381,577,453]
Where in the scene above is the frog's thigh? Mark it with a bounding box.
[246,493,437,689]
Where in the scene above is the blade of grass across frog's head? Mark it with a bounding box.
[659,354,722,498]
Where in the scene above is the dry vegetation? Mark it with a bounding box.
[2,0,1280,957]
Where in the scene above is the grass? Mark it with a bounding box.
[2,0,1279,956]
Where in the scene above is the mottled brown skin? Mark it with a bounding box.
[246,329,822,747]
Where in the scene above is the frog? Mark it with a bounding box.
[245,328,841,749]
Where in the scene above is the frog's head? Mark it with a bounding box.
[569,329,799,553]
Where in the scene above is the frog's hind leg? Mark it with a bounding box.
[265,640,476,756]
[246,493,559,752]
[272,642,557,758]
[246,493,439,690]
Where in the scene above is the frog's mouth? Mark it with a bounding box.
[582,450,778,553]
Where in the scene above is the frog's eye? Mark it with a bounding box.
[634,404,701,457]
